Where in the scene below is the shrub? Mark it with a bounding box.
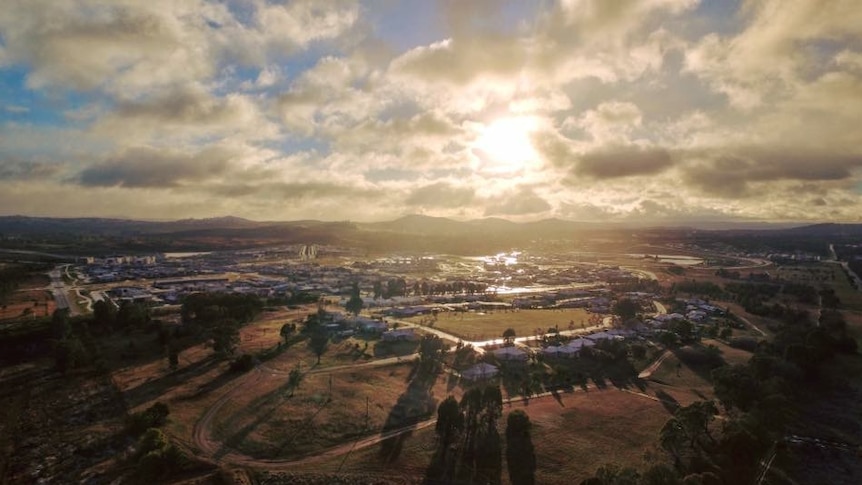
[230,353,257,372]
[127,402,170,436]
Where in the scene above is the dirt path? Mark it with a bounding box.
[732,311,768,337]
[638,349,672,379]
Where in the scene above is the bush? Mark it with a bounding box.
[728,337,760,352]
[127,402,170,436]
[230,353,257,372]
[135,429,188,481]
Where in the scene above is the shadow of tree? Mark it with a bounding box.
[378,365,438,463]
[655,389,681,414]
[125,356,222,408]
[671,344,726,383]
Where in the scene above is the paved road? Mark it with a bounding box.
[48,266,81,316]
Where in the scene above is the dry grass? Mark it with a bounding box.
[644,352,715,407]
[300,387,675,484]
[0,289,55,321]
[408,308,594,341]
[210,362,458,459]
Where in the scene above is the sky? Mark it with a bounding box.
[1,0,862,224]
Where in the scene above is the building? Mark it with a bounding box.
[492,346,529,361]
[381,327,418,341]
[461,363,499,381]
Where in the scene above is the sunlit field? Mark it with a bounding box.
[404,308,596,341]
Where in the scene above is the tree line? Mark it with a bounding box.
[427,386,537,485]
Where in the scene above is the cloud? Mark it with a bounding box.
[92,85,274,145]
[484,188,551,216]
[0,0,361,97]
[205,180,381,202]
[78,146,232,188]
[405,182,476,208]
[682,149,862,198]
[0,158,61,181]
[576,146,674,178]
[2,0,862,223]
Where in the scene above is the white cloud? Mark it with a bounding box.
[1,0,862,223]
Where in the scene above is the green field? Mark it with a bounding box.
[775,263,862,311]
[406,308,597,341]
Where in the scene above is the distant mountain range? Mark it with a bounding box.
[0,214,859,255]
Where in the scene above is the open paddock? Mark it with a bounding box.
[295,386,676,484]
[405,307,596,341]
[210,362,457,460]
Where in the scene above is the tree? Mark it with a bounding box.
[117,301,151,329]
[660,418,687,469]
[417,334,448,376]
[711,364,760,412]
[51,308,70,340]
[210,318,240,358]
[506,410,536,485]
[436,396,464,450]
[92,300,117,329]
[128,402,170,435]
[675,401,718,449]
[280,322,297,343]
[613,298,640,321]
[287,367,303,396]
[54,335,87,373]
[309,329,329,364]
[345,281,364,316]
[503,327,517,345]
[168,345,179,370]
[641,464,681,485]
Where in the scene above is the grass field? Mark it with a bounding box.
[211,362,457,459]
[406,308,596,341]
[295,387,675,484]
[642,339,753,410]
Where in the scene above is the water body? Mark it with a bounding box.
[627,254,703,266]
[163,251,212,259]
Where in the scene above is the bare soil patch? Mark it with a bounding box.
[0,288,55,321]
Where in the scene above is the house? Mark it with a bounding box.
[542,344,579,358]
[542,338,594,358]
[461,363,499,381]
[357,320,387,333]
[585,331,616,341]
[381,327,418,341]
[492,346,529,361]
[566,337,596,350]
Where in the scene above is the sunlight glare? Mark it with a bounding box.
[472,116,540,174]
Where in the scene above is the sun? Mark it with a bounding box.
[472,116,540,175]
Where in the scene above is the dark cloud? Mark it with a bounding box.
[78,147,231,188]
[405,182,475,208]
[111,88,245,126]
[577,146,674,178]
[484,189,551,216]
[0,159,60,181]
[683,149,862,198]
[207,181,381,201]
